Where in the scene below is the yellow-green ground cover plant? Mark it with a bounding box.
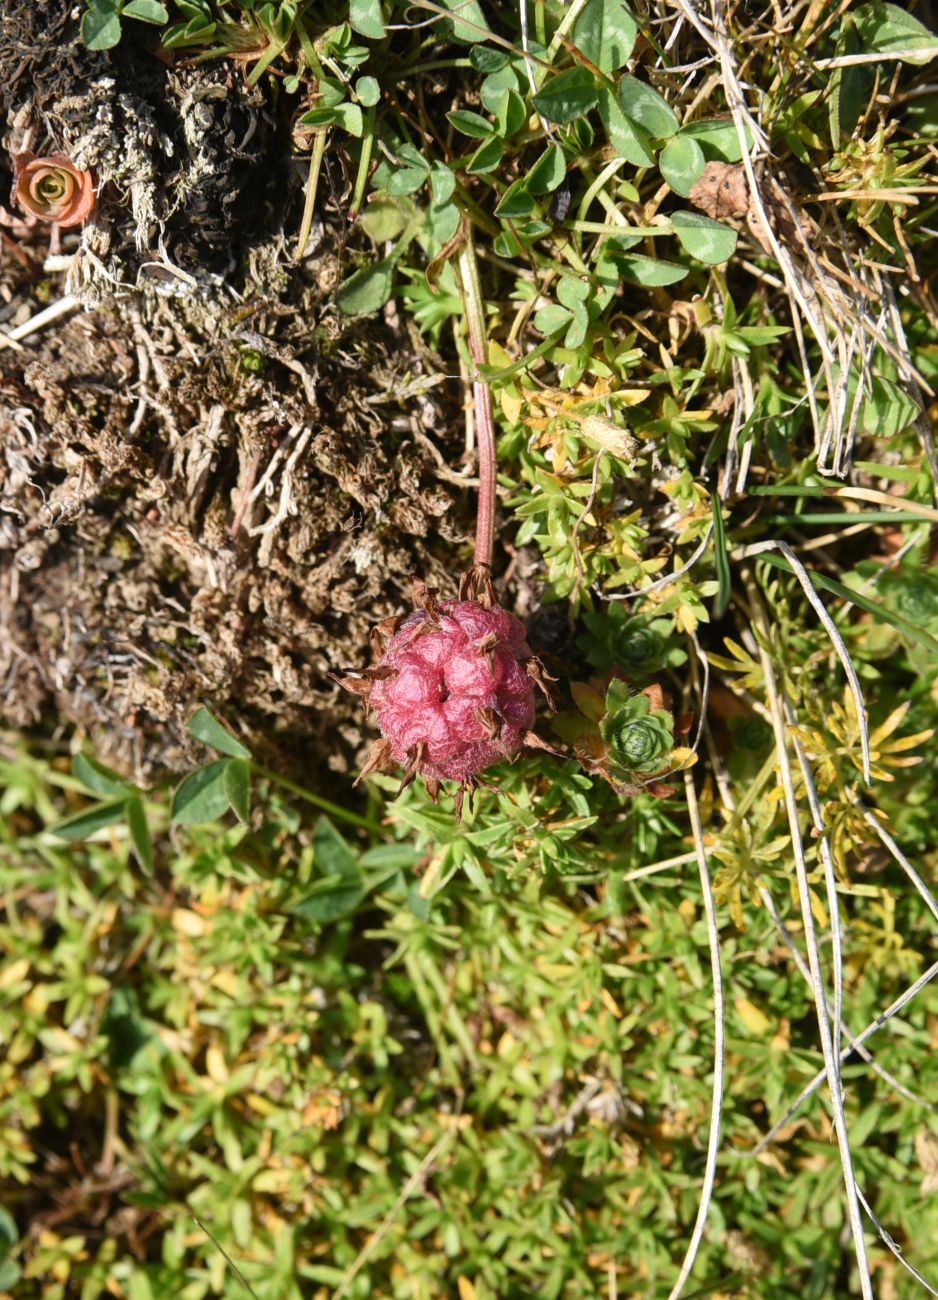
[4,0,938,1296]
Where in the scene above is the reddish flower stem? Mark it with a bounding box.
[456,228,496,571]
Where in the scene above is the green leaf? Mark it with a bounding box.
[313,817,359,880]
[659,135,706,196]
[564,301,589,348]
[710,493,731,618]
[293,817,366,921]
[670,210,738,263]
[171,760,232,825]
[360,197,408,242]
[223,758,251,823]
[480,65,522,114]
[757,554,938,654]
[433,0,491,42]
[349,0,385,39]
[613,253,688,286]
[386,167,428,196]
[526,144,566,195]
[359,843,424,872]
[470,45,508,73]
[0,1206,18,1250]
[572,0,637,72]
[300,108,340,128]
[125,796,153,873]
[317,78,347,110]
[51,799,128,842]
[467,135,505,173]
[291,875,366,923]
[557,276,590,308]
[495,178,536,218]
[852,1,938,64]
[122,0,169,21]
[534,303,573,335]
[679,118,751,161]
[860,376,919,438]
[187,706,252,759]
[334,102,364,136]
[446,109,494,139]
[302,103,364,136]
[616,75,679,139]
[336,257,394,314]
[597,87,655,166]
[497,87,527,137]
[476,328,564,380]
[73,752,132,798]
[81,7,123,48]
[430,162,455,204]
[0,1261,20,1292]
[355,75,380,107]
[533,68,599,125]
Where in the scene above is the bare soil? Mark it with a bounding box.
[0,1,477,784]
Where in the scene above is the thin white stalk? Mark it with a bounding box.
[854,1183,938,1296]
[746,960,938,1156]
[666,769,725,1300]
[600,524,714,603]
[745,571,873,1299]
[0,293,80,350]
[743,540,871,783]
[758,885,936,1114]
[862,809,938,929]
[332,1128,454,1300]
[784,700,844,1075]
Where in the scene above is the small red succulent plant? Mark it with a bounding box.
[336,568,554,814]
[11,152,95,228]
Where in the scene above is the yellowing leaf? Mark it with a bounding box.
[0,957,29,990]
[571,681,606,721]
[172,908,207,937]
[735,997,771,1035]
[915,1128,938,1195]
[869,699,911,744]
[878,728,934,754]
[499,385,522,425]
[579,415,637,460]
[809,886,828,929]
[600,988,623,1018]
[205,1041,229,1084]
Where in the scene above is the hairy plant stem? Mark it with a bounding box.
[456,226,496,570]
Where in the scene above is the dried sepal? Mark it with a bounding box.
[525,655,558,710]
[411,577,442,621]
[370,614,403,658]
[352,737,393,787]
[459,563,497,607]
[520,729,566,759]
[396,743,427,795]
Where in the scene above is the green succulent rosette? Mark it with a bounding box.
[886,573,938,625]
[578,606,687,676]
[599,679,675,777]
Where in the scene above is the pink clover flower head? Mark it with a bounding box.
[336,569,555,809]
[371,598,535,783]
